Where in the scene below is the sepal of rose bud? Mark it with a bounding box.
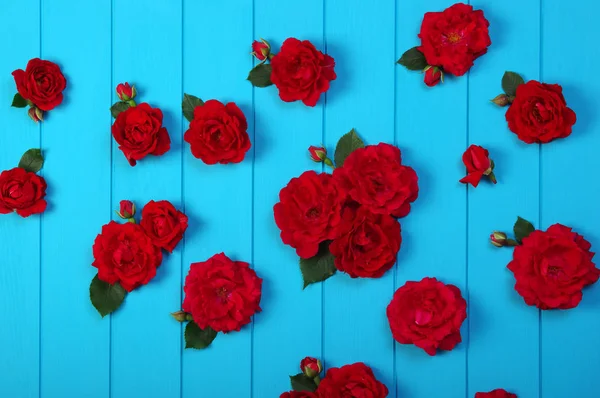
[300,357,322,379]
[116,82,135,101]
[490,231,507,247]
[28,106,43,123]
[251,38,271,62]
[308,145,327,162]
[491,94,510,107]
[171,311,188,322]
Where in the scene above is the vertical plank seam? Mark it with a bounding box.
[180,1,185,397]
[321,0,327,372]
[38,0,43,395]
[109,0,114,396]
[538,1,543,397]
[465,3,471,398]
[250,0,256,395]
[392,0,398,395]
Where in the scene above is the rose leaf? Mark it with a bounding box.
[89,274,127,318]
[290,373,318,392]
[397,47,428,71]
[247,64,273,88]
[184,321,217,349]
[299,241,336,289]
[502,71,525,97]
[182,93,204,122]
[18,148,44,173]
[334,128,365,168]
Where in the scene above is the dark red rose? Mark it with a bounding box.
[270,38,336,107]
[251,39,270,61]
[330,205,401,278]
[116,82,135,101]
[459,144,495,187]
[317,362,388,398]
[507,224,599,309]
[140,200,188,253]
[274,171,346,259]
[117,200,135,219]
[300,356,322,377]
[112,103,171,166]
[333,143,418,218]
[184,100,251,165]
[387,277,467,356]
[475,389,517,398]
[92,221,163,292]
[418,3,491,76]
[0,167,47,218]
[12,58,66,111]
[505,80,576,144]
[182,253,262,333]
[424,66,442,87]
[279,392,317,398]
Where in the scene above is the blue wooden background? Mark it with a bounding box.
[0,0,598,397]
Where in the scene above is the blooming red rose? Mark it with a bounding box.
[330,205,401,278]
[92,221,163,292]
[140,200,188,253]
[12,58,66,111]
[387,277,467,356]
[279,392,316,398]
[116,82,135,101]
[317,362,388,398]
[459,144,496,187]
[424,67,442,87]
[182,253,262,333]
[112,103,171,166]
[251,39,271,61]
[475,389,517,398]
[0,167,47,218]
[507,224,599,309]
[271,38,336,107]
[505,80,576,144]
[418,3,491,76]
[274,171,346,259]
[184,100,251,165]
[333,143,418,218]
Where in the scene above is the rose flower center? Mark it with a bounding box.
[7,181,23,199]
[533,102,552,122]
[306,207,320,219]
[414,308,434,326]
[152,215,168,237]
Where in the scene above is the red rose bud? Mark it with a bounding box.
[491,93,510,107]
[116,82,136,101]
[28,106,43,123]
[490,231,507,247]
[251,39,271,62]
[424,66,443,87]
[459,145,496,187]
[308,146,327,162]
[117,200,136,219]
[300,357,322,379]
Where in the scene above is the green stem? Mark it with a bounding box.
[506,239,520,247]
[324,157,335,169]
[127,99,137,107]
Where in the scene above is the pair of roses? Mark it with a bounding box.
[0,149,47,217]
[274,130,419,287]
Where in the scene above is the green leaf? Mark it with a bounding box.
[334,128,365,168]
[110,101,130,118]
[513,216,535,242]
[290,373,318,392]
[247,64,273,87]
[89,275,127,318]
[18,148,44,173]
[299,242,336,289]
[397,47,428,71]
[11,93,27,108]
[185,321,217,349]
[182,93,204,122]
[502,71,525,97]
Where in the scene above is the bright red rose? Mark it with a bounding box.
[12,58,66,111]
[140,200,188,253]
[387,277,467,356]
[118,199,135,219]
[418,3,491,76]
[274,171,346,259]
[424,67,442,87]
[271,38,336,107]
[333,143,418,218]
[112,103,171,166]
[317,362,388,398]
[507,224,599,309]
[279,392,317,398]
[92,221,163,292]
[0,167,47,218]
[184,100,251,165]
[330,205,401,278]
[505,80,576,144]
[475,389,517,398]
[459,144,495,187]
[182,253,262,333]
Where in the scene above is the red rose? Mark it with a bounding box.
[424,67,442,87]
[317,362,388,398]
[118,199,135,219]
[459,144,495,187]
[112,103,171,166]
[308,145,327,162]
[505,80,576,144]
[92,221,163,292]
[507,224,599,309]
[184,100,251,165]
[330,205,401,278]
[274,171,346,259]
[333,143,418,218]
[279,392,317,398]
[182,253,262,333]
[271,38,336,107]
[0,167,47,217]
[475,389,517,398]
[116,82,135,101]
[140,200,188,253]
[251,39,271,61]
[387,277,467,356]
[418,3,491,76]
[12,58,66,111]
[300,356,322,377]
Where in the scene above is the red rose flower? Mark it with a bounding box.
[251,39,271,61]
[459,144,496,187]
[280,392,317,398]
[12,58,66,111]
[387,277,467,356]
[184,100,251,165]
[112,103,171,166]
[182,253,262,333]
[505,80,576,144]
[0,167,47,218]
[424,67,442,87]
[140,200,188,253]
[92,221,163,292]
[116,82,135,101]
[507,224,599,309]
[330,205,401,278]
[317,362,388,398]
[274,171,346,259]
[271,38,336,107]
[475,389,517,398]
[118,199,135,219]
[418,3,491,76]
[333,143,418,218]
[300,356,322,377]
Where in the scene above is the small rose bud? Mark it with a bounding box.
[308,145,327,162]
[424,66,443,87]
[491,94,510,107]
[116,82,135,101]
[117,200,136,219]
[490,231,507,247]
[251,39,271,62]
[171,311,189,322]
[28,106,43,123]
[300,357,322,379]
